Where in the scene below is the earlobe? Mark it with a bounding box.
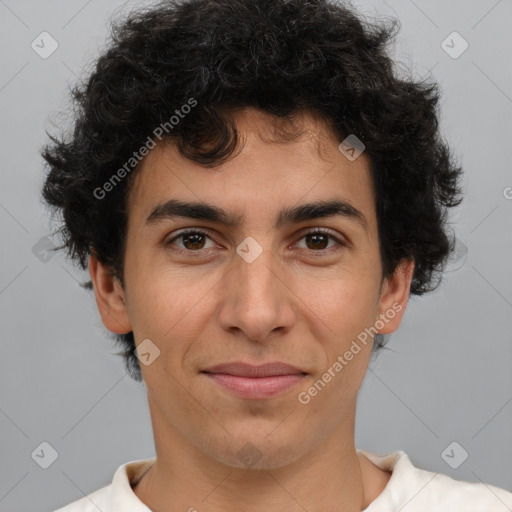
[88,254,132,334]
[376,259,415,335]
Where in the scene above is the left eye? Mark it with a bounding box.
[296,229,342,251]
[166,229,344,253]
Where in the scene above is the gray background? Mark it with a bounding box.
[1,0,511,510]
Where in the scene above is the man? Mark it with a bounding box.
[42,0,512,510]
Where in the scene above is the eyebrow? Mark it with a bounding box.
[145,198,368,231]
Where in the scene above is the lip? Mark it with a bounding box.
[201,362,307,399]
[203,362,305,377]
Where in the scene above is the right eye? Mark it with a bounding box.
[165,229,218,254]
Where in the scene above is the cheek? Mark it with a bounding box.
[302,266,380,334]
[125,264,219,349]
[305,283,376,404]
[296,266,380,396]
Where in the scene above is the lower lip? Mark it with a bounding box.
[203,372,306,399]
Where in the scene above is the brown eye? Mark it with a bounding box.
[304,232,330,250]
[181,232,206,250]
[167,229,215,252]
[296,228,344,252]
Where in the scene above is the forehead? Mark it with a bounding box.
[126,108,376,231]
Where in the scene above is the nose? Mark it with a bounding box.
[217,243,296,343]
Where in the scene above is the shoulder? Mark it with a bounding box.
[52,457,155,512]
[419,471,512,510]
[359,449,512,511]
[53,484,111,512]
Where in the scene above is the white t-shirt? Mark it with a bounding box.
[54,449,512,511]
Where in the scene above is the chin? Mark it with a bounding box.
[202,426,313,471]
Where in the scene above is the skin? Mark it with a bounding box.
[89,107,414,511]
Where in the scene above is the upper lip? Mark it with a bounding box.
[202,362,306,378]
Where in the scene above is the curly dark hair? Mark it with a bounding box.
[41,0,463,382]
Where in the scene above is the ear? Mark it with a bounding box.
[88,253,132,334]
[376,259,415,334]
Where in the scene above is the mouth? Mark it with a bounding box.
[201,362,308,399]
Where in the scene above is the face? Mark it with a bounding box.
[90,107,413,470]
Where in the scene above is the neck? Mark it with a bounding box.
[132,397,390,511]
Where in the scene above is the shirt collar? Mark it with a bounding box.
[108,450,410,511]
[109,457,156,511]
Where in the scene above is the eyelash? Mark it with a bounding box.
[165,228,346,257]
